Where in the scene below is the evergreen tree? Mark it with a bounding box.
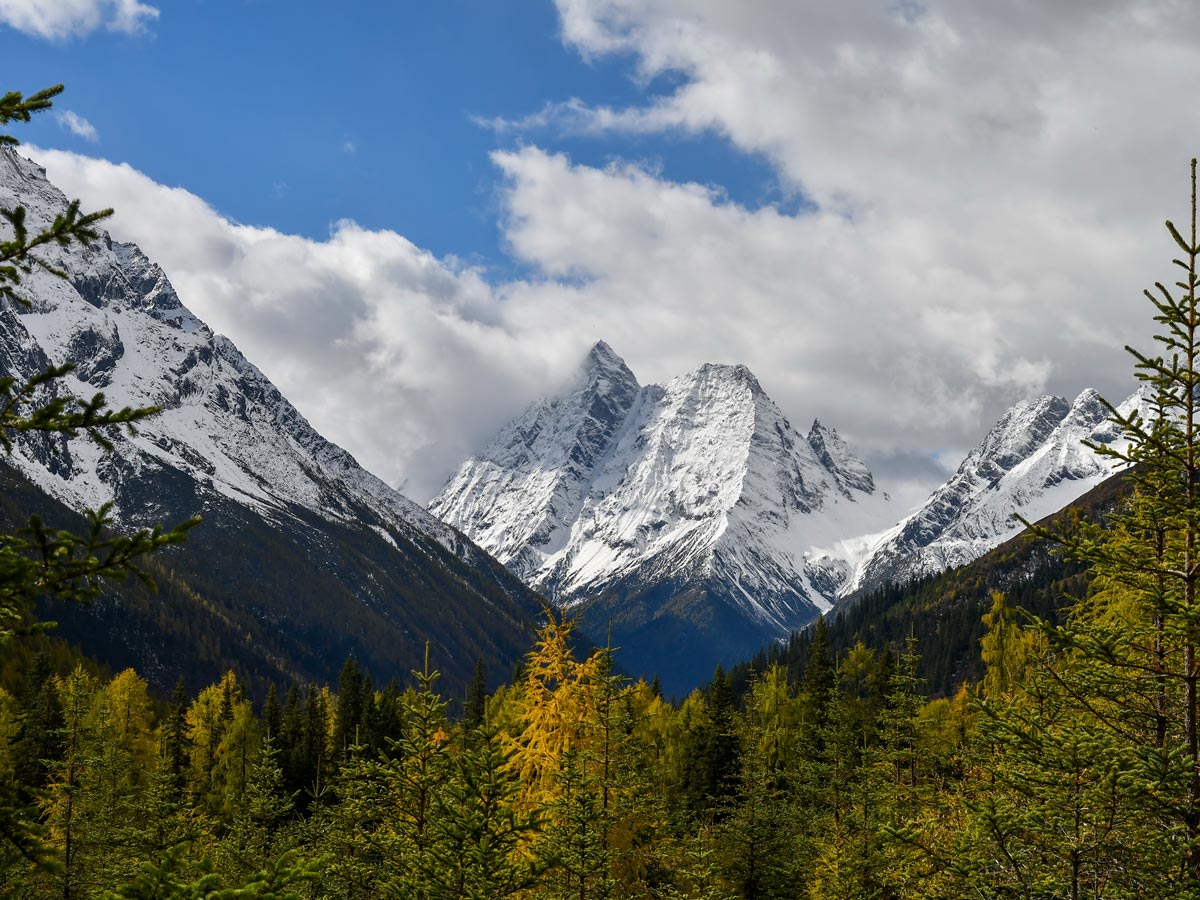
[0,80,195,883]
[465,657,488,733]
[278,685,304,797]
[359,675,379,754]
[162,677,190,796]
[537,747,613,900]
[310,738,393,900]
[262,684,282,743]
[721,666,803,900]
[219,735,296,885]
[382,646,452,900]
[12,652,64,796]
[300,685,330,807]
[423,724,537,900]
[680,665,740,819]
[964,159,1200,894]
[333,657,364,759]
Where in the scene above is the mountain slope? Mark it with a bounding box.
[0,145,543,695]
[430,341,641,581]
[850,386,1147,595]
[432,345,897,691]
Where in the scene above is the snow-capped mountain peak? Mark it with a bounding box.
[849,385,1140,594]
[429,340,641,579]
[0,144,546,693]
[431,345,898,685]
[0,144,466,550]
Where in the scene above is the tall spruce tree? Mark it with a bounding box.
[465,657,488,733]
[680,665,741,820]
[962,159,1200,896]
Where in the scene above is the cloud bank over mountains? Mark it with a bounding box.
[21,0,1200,503]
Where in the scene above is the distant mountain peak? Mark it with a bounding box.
[584,339,623,368]
[693,361,763,392]
[850,384,1140,595]
[579,339,639,392]
[1063,387,1109,430]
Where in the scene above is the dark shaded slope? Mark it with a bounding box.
[577,574,806,699]
[1,461,542,699]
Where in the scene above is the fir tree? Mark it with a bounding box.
[423,724,537,900]
[680,665,741,819]
[980,159,1200,893]
[262,684,281,743]
[12,652,63,796]
[465,657,488,733]
[333,657,364,759]
[383,645,452,900]
[162,677,190,796]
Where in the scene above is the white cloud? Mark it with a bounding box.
[0,0,158,40]
[27,148,580,501]
[55,111,98,142]
[23,2,1200,504]
[28,137,1150,509]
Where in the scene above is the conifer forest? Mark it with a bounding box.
[7,70,1200,898]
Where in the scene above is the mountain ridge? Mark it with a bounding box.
[0,145,544,694]
[850,384,1147,595]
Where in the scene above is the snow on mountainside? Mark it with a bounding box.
[535,363,895,624]
[850,385,1150,595]
[430,341,640,581]
[432,336,1153,690]
[0,145,458,552]
[432,344,897,683]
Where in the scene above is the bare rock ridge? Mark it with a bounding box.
[0,145,543,694]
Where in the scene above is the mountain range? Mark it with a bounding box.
[432,342,1143,691]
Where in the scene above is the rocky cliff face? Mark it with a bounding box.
[430,341,641,581]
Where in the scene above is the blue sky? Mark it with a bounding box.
[5,0,1196,503]
[5,0,786,271]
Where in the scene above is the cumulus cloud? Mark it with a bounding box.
[0,0,158,39]
[24,1,1200,508]
[55,111,98,142]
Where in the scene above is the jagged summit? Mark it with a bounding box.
[807,419,875,496]
[583,339,627,373]
[431,343,896,688]
[429,340,641,579]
